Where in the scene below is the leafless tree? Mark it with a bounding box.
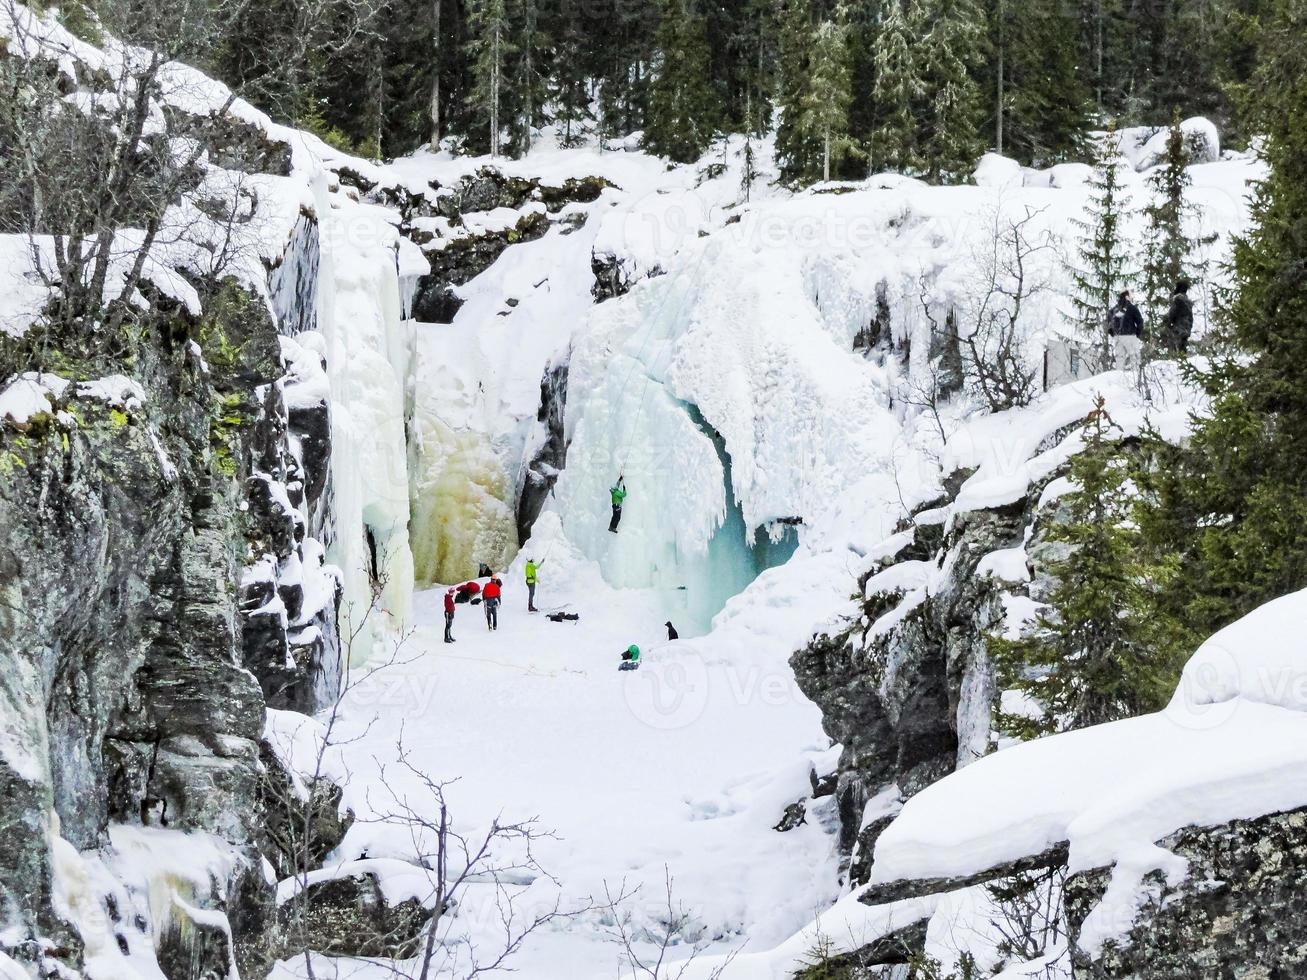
[984,866,1069,977]
[602,867,740,980]
[213,0,385,127]
[956,205,1057,412]
[360,739,595,980]
[905,271,966,450]
[263,561,421,979]
[1,0,242,341]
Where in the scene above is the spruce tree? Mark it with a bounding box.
[774,0,821,184]
[466,0,517,155]
[920,0,985,182]
[1067,124,1137,359]
[870,0,925,173]
[550,0,593,147]
[643,0,720,162]
[1141,115,1215,325]
[798,18,855,182]
[507,0,549,156]
[993,401,1177,736]
[1136,0,1307,651]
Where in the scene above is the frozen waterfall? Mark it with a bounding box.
[312,172,416,660]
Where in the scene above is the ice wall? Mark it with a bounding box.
[551,225,897,631]
[406,197,616,585]
[312,173,416,660]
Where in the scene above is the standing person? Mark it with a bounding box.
[609,476,627,533]
[443,588,456,644]
[1108,290,1144,376]
[525,557,543,612]
[483,577,502,631]
[1162,279,1194,354]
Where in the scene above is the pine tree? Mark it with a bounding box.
[466,0,517,156]
[920,0,985,182]
[1067,124,1137,359]
[799,18,855,182]
[870,0,925,173]
[740,91,763,200]
[643,0,720,162]
[1136,0,1307,652]
[1141,115,1215,325]
[993,401,1178,737]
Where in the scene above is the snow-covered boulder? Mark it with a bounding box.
[1137,116,1221,169]
[974,153,1023,190]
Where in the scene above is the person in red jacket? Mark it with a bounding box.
[443,589,456,644]
[482,577,503,631]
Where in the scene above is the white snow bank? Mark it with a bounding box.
[869,587,1307,955]
[679,886,938,979]
[1137,117,1221,170]
[974,153,1023,190]
[943,365,1198,517]
[0,373,67,424]
[264,708,350,800]
[1170,587,1307,714]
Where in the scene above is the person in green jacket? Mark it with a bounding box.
[525,557,543,612]
[618,644,640,670]
[608,476,627,533]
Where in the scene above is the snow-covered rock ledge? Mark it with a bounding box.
[859,588,1307,973]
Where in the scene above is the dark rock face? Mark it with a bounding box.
[257,739,353,883]
[0,276,335,976]
[791,481,1044,885]
[1065,807,1307,978]
[791,505,1023,881]
[279,871,432,960]
[516,358,570,544]
[854,280,893,353]
[397,168,611,323]
[591,251,664,303]
[409,208,550,323]
[203,114,294,177]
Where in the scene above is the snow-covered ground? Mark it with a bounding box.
[282,511,852,976]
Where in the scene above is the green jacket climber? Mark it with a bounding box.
[621,644,640,662]
[609,476,628,534]
[525,559,542,585]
